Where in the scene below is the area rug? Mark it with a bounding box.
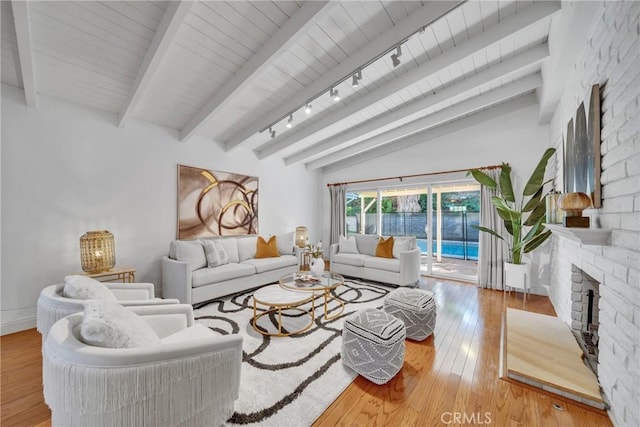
[193,279,393,426]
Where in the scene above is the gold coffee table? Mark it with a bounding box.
[279,271,345,320]
[252,285,315,337]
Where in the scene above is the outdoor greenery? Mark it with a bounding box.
[467,148,556,265]
[346,192,480,216]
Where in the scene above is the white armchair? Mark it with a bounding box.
[37,282,179,338]
[43,304,243,427]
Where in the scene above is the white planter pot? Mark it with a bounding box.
[504,262,530,291]
[310,257,325,277]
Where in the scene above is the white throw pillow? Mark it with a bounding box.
[63,275,117,301]
[219,238,240,263]
[174,240,207,271]
[80,300,160,348]
[236,236,258,262]
[392,237,412,259]
[338,235,359,254]
[201,239,229,268]
[276,232,295,255]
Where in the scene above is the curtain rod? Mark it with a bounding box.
[326,164,504,187]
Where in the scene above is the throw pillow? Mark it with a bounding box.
[80,300,160,348]
[276,231,295,255]
[63,275,117,301]
[338,235,359,254]
[201,239,229,268]
[375,236,394,258]
[173,240,207,272]
[392,237,412,259]
[255,235,280,258]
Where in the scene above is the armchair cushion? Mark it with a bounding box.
[63,275,116,301]
[161,324,216,344]
[80,300,160,348]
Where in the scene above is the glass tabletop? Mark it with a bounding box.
[279,271,344,291]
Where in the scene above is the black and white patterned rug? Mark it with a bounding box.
[193,279,393,426]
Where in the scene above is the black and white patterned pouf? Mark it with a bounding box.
[383,288,436,341]
[341,308,406,385]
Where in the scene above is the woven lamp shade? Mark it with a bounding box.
[295,226,308,248]
[80,230,115,273]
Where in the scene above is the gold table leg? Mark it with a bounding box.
[322,289,344,321]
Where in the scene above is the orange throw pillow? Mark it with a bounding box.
[255,236,280,258]
[375,236,394,258]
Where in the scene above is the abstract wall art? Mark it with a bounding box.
[563,84,601,208]
[177,164,258,239]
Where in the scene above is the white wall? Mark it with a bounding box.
[546,2,639,426]
[321,103,552,292]
[1,84,321,334]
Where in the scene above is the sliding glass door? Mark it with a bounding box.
[346,181,480,283]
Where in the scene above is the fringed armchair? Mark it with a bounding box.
[43,304,243,427]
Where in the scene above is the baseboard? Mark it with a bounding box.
[1,316,37,336]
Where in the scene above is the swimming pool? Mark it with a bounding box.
[416,239,478,260]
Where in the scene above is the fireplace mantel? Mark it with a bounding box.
[544,224,611,245]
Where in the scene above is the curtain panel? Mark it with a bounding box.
[329,185,346,246]
[478,169,508,290]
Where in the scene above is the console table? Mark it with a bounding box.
[74,266,136,283]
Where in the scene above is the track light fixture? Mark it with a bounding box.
[270,127,276,138]
[305,104,312,115]
[391,45,402,68]
[286,114,293,128]
[352,70,362,88]
[330,88,340,102]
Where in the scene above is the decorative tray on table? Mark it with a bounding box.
[294,274,320,287]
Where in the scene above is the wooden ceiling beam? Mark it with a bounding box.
[223,0,462,151]
[286,43,549,166]
[255,1,560,160]
[117,1,193,128]
[322,94,538,174]
[180,1,334,143]
[307,74,542,170]
[11,0,37,108]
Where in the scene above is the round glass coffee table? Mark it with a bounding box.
[279,271,345,320]
[252,285,315,337]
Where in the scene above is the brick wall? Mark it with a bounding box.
[547,2,639,426]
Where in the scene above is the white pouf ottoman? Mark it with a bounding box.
[383,288,436,341]
[341,308,406,385]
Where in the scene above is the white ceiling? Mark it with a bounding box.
[2,1,577,172]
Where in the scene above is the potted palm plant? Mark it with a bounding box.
[467,148,556,290]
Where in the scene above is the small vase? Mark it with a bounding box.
[310,257,324,277]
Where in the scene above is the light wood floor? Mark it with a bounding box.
[1,278,611,427]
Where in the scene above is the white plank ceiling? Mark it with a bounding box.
[2,0,564,171]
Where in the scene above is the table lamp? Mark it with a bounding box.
[80,230,115,273]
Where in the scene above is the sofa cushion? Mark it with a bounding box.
[172,240,206,272]
[338,235,359,254]
[191,263,255,288]
[236,236,258,262]
[333,253,369,267]
[63,275,117,301]
[393,236,416,258]
[354,234,379,256]
[375,236,394,258]
[256,236,280,258]
[220,238,240,263]
[80,300,160,348]
[276,231,295,255]
[364,256,401,273]
[242,255,297,273]
[201,239,229,267]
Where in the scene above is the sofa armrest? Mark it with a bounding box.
[329,243,339,270]
[399,248,421,286]
[161,256,192,304]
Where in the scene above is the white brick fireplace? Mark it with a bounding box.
[547,2,639,426]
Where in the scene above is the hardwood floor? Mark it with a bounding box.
[1,278,611,427]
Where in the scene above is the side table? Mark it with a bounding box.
[301,250,324,271]
[74,266,136,283]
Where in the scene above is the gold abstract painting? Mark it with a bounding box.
[177,164,258,239]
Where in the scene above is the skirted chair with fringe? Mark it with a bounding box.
[43,304,243,427]
[37,282,180,338]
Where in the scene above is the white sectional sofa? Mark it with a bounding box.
[162,233,298,304]
[330,234,421,287]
